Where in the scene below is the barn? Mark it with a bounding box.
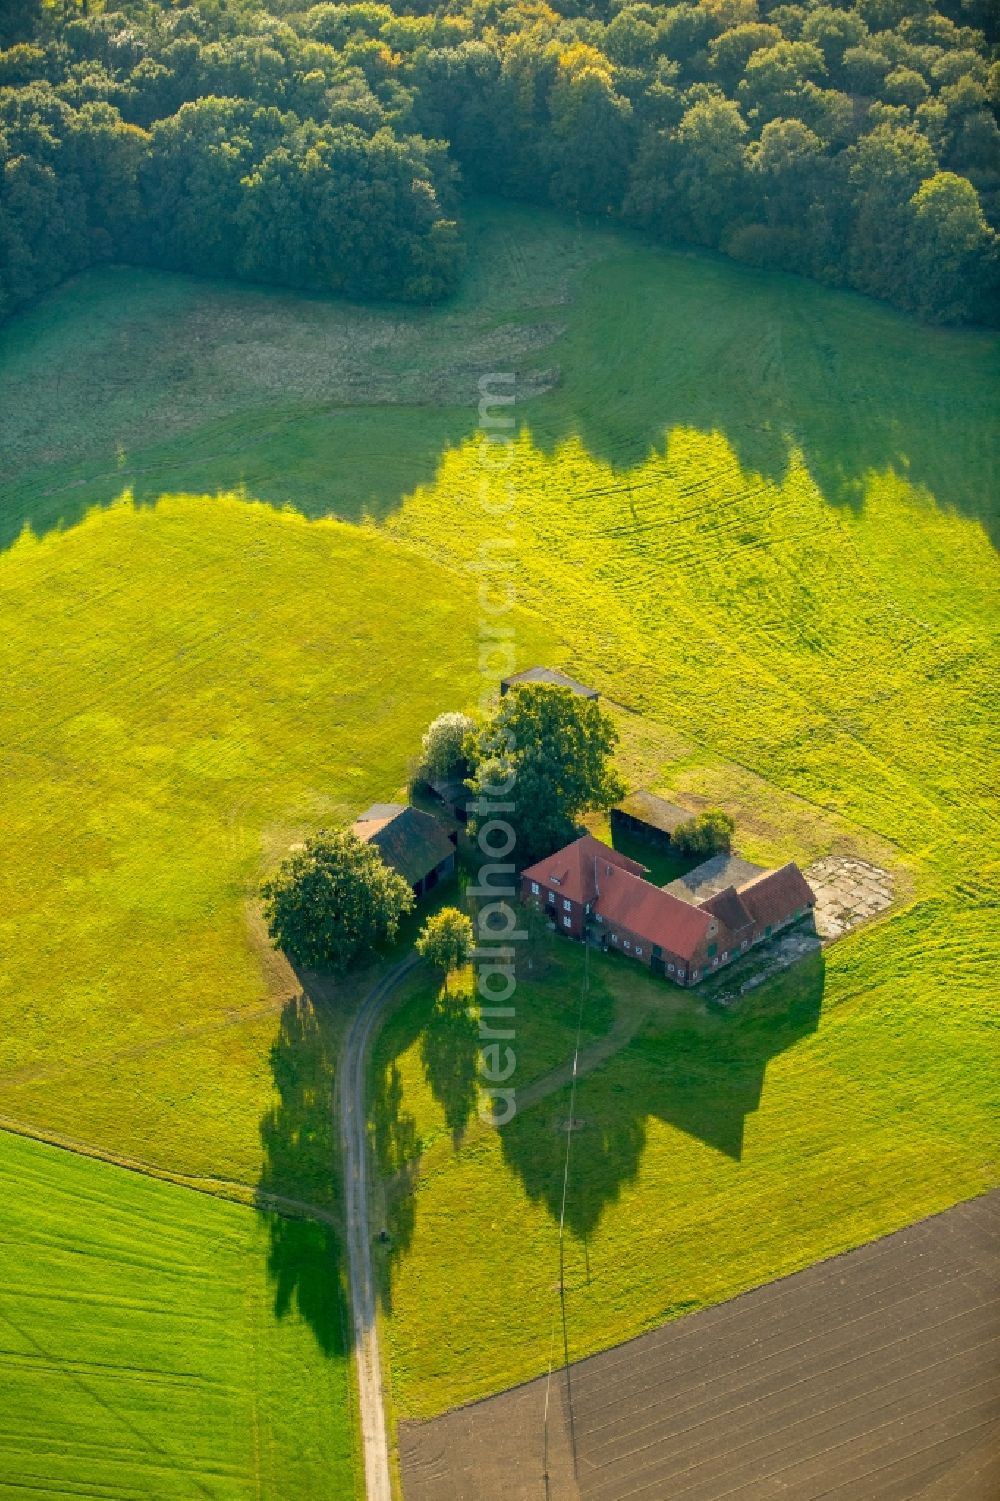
[352,803,457,898]
[610,790,690,850]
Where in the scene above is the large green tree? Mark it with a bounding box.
[465,684,626,866]
[905,170,998,322]
[416,907,474,991]
[262,829,414,972]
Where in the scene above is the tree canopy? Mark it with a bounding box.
[1,0,997,326]
[415,906,474,986]
[465,683,626,865]
[671,808,736,857]
[261,828,414,971]
[420,710,476,781]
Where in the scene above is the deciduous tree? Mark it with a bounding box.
[671,809,736,857]
[262,829,414,972]
[421,711,476,781]
[465,684,626,865]
[416,907,474,990]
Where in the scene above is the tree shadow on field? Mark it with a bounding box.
[420,982,481,1146]
[370,974,481,1312]
[257,991,347,1358]
[498,947,826,1242]
[530,251,999,543]
[2,215,995,555]
[370,1052,419,1317]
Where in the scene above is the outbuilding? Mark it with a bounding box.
[352,803,457,898]
[610,790,690,850]
[500,667,598,700]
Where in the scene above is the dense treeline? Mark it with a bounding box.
[1,0,997,325]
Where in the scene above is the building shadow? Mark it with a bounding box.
[497,946,826,1242]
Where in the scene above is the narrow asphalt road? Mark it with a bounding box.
[338,952,421,1501]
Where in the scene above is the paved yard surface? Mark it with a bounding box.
[804,855,894,941]
[400,1191,1000,1501]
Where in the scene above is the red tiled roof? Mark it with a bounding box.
[595,868,713,961]
[737,863,815,930]
[524,837,814,965]
[521,835,646,907]
[701,885,754,933]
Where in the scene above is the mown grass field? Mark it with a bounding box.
[0,1127,356,1500]
[0,199,997,1448]
[0,491,545,1191]
[374,410,999,1413]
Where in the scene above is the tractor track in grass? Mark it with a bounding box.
[0,994,291,1090]
[337,950,422,1501]
[0,1112,338,1223]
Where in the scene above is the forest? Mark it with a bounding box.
[1,0,997,325]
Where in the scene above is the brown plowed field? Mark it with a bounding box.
[400,1192,1000,1500]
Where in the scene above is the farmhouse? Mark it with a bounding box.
[500,666,598,699]
[521,834,815,986]
[352,803,456,898]
[610,790,690,850]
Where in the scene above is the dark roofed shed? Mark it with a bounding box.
[351,803,456,897]
[500,667,598,699]
[611,791,690,849]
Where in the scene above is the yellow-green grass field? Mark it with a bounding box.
[372,419,999,1414]
[0,491,547,1189]
[1,200,997,1441]
[0,1127,356,1499]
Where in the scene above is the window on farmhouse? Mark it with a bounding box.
[562,915,571,928]
[635,947,643,957]
[530,881,539,895]
[563,898,571,912]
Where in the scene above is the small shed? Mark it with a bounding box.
[610,791,690,850]
[500,667,598,700]
[352,803,457,898]
[429,775,470,825]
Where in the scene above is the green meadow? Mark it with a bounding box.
[0,1127,356,1500]
[373,388,998,1412]
[1,200,997,1443]
[0,491,546,1188]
